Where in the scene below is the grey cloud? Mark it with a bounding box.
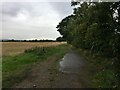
[2,2,22,16]
[2,2,72,40]
[2,2,32,17]
[49,2,73,19]
[2,2,73,18]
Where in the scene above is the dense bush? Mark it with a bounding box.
[57,1,120,87]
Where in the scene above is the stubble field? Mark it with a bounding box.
[1,42,65,56]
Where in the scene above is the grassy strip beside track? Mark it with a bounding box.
[2,44,69,88]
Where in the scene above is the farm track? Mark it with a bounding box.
[13,55,58,88]
[13,50,89,88]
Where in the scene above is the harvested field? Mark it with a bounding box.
[1,42,65,56]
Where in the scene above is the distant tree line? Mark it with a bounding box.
[1,39,57,42]
[57,1,120,87]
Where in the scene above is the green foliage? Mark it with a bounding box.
[56,37,66,42]
[57,1,120,88]
[93,70,118,88]
[57,2,120,57]
[77,48,118,88]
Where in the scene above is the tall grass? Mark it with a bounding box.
[76,48,118,88]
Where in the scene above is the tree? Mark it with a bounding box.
[56,37,66,42]
[57,1,120,87]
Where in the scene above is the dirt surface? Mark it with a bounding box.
[13,51,89,88]
[13,55,57,88]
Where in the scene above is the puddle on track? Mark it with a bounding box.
[59,51,84,74]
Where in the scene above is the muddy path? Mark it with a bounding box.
[52,49,90,88]
[13,50,90,88]
[13,55,58,88]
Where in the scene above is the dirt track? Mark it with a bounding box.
[13,50,89,88]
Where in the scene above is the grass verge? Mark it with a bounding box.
[73,47,118,88]
[2,44,69,88]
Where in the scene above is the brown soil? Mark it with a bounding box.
[12,54,89,88]
[13,55,57,88]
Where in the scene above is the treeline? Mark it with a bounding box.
[2,39,56,42]
[57,1,120,87]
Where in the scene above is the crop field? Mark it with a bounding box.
[1,42,65,56]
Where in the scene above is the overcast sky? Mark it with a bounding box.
[1,1,73,40]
